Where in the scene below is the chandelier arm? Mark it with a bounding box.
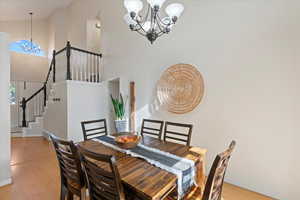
[135,29,147,37]
[154,14,168,33]
[136,20,148,34]
[134,25,144,32]
[156,17,166,33]
[143,4,151,25]
[156,14,169,26]
[133,17,147,32]
[157,31,166,37]
[135,4,150,29]
[130,4,150,32]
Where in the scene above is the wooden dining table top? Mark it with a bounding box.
[78,135,207,200]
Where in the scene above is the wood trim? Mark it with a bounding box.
[130,82,136,132]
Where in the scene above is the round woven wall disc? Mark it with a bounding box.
[157,64,204,114]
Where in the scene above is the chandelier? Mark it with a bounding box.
[123,0,184,44]
[21,12,41,54]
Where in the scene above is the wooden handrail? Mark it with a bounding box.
[71,46,102,57]
[55,47,67,55]
[25,86,44,104]
[45,60,53,83]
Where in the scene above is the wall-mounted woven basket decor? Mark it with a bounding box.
[157,64,204,114]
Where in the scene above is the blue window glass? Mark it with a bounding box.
[9,40,45,57]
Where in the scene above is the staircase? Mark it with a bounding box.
[21,41,103,137]
[22,87,55,137]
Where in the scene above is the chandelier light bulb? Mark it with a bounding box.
[165,3,184,19]
[124,13,138,26]
[147,0,166,8]
[124,0,143,14]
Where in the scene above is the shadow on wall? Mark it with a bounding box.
[136,87,163,131]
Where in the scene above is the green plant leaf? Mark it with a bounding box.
[110,93,126,120]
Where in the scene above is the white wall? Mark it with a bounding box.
[44,82,68,139]
[49,0,300,199]
[86,19,101,52]
[67,81,110,142]
[47,8,69,52]
[0,20,50,82]
[0,32,12,186]
[44,81,110,143]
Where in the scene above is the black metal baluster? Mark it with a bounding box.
[43,85,47,107]
[53,50,56,83]
[21,97,27,127]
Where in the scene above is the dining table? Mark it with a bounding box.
[78,135,207,200]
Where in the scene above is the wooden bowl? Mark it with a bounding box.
[114,135,141,149]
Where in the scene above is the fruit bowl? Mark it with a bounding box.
[114,134,141,149]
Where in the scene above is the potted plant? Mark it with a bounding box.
[111,94,129,133]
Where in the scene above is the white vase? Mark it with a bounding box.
[115,119,129,133]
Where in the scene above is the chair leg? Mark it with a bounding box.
[60,185,67,200]
[80,188,86,200]
[67,191,74,200]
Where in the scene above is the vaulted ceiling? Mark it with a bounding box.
[0,0,73,21]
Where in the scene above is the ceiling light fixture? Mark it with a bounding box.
[123,0,184,44]
[21,12,41,54]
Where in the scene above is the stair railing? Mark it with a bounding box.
[21,41,103,127]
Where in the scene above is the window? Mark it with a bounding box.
[9,84,16,105]
[9,40,45,57]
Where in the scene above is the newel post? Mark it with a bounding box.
[21,97,27,127]
[66,41,72,80]
[53,50,56,83]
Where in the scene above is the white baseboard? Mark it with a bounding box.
[11,132,23,137]
[0,178,12,187]
[22,128,43,137]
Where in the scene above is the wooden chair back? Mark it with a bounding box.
[163,121,193,146]
[202,141,236,200]
[140,119,164,139]
[50,134,85,194]
[78,147,126,200]
[81,119,108,141]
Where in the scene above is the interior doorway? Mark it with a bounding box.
[108,78,120,134]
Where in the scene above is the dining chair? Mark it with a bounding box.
[163,121,193,146]
[78,146,126,200]
[81,119,108,141]
[49,134,86,200]
[166,141,236,200]
[140,119,164,139]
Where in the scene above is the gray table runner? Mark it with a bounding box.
[94,135,196,199]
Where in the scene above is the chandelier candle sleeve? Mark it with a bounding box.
[123,0,184,44]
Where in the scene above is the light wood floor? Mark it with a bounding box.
[0,137,274,200]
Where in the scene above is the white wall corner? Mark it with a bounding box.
[0,178,12,187]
